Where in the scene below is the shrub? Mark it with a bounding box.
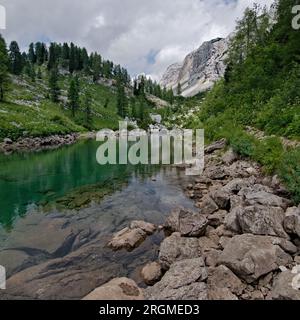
[253,137,284,174]
[279,148,300,204]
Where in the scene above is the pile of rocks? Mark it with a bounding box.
[143,142,300,300]
[80,140,300,300]
[0,133,79,153]
[97,140,300,300]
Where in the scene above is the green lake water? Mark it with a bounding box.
[0,139,195,298]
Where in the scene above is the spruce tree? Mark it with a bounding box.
[69,43,75,74]
[68,76,80,117]
[49,66,60,102]
[177,82,182,96]
[47,43,57,70]
[83,88,92,127]
[0,34,10,101]
[9,41,23,75]
[116,80,128,118]
[28,43,36,64]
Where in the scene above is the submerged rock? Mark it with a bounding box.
[108,227,147,251]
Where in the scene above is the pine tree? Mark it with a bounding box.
[28,43,36,64]
[9,41,23,75]
[24,63,36,82]
[0,35,10,101]
[49,66,60,102]
[69,43,75,74]
[68,76,80,117]
[35,42,47,65]
[83,88,92,127]
[116,79,128,118]
[91,53,101,82]
[177,82,182,96]
[47,43,57,70]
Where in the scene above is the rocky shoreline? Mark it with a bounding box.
[88,139,300,300]
[0,133,80,154]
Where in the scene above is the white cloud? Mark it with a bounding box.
[1,0,274,79]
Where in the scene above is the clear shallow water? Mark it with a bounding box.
[0,139,195,298]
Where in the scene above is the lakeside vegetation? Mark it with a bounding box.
[165,0,300,203]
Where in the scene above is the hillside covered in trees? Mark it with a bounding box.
[0,36,173,140]
[165,0,300,203]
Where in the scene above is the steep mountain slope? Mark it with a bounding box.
[160,37,229,97]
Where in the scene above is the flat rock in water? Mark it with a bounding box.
[107,227,147,251]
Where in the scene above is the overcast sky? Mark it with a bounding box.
[1,0,273,80]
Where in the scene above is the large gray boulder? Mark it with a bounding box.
[240,189,290,209]
[164,208,208,237]
[236,205,288,238]
[145,258,208,300]
[159,233,202,270]
[218,234,293,283]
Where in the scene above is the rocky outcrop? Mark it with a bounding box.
[0,133,79,154]
[82,278,144,300]
[160,37,230,97]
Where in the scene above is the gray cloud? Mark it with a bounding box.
[1,0,273,79]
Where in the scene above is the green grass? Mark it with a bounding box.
[0,70,123,140]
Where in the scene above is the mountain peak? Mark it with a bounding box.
[160,36,230,97]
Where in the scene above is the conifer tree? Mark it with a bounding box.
[49,66,60,102]
[116,79,128,118]
[28,43,36,64]
[9,41,23,75]
[68,76,80,117]
[0,34,10,101]
[83,88,92,127]
[177,82,182,96]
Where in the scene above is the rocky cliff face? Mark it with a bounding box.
[160,37,230,97]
